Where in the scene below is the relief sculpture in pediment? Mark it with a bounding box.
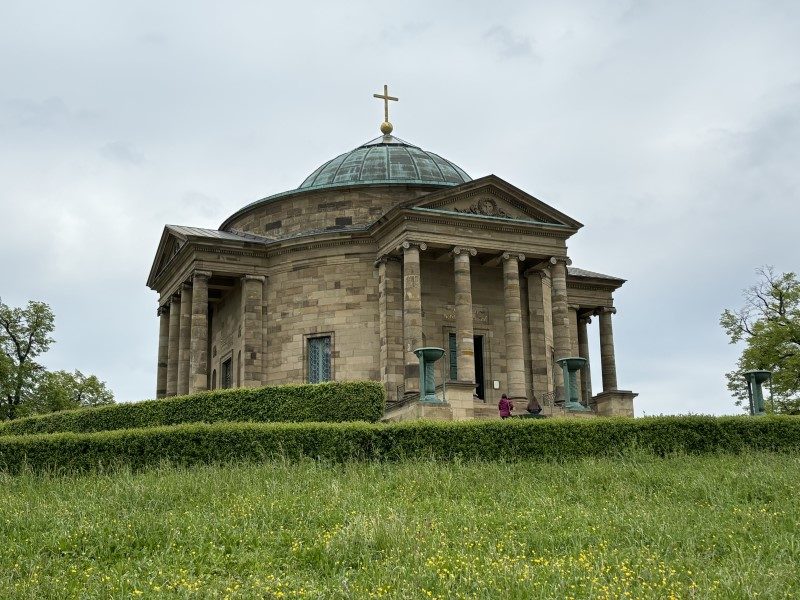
[453,197,513,219]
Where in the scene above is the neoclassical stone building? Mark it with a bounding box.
[147,106,636,418]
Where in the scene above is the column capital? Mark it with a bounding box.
[374,255,401,268]
[579,315,593,325]
[193,269,212,280]
[452,246,477,257]
[400,240,427,252]
[568,304,581,311]
[242,274,266,282]
[181,281,192,292]
[502,252,525,262]
[552,256,572,266]
[594,306,617,316]
[157,305,169,317]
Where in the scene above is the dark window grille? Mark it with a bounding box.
[308,336,332,383]
[221,358,233,389]
[449,333,458,381]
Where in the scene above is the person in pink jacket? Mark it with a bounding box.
[498,393,514,419]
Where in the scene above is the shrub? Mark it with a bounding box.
[1,416,798,474]
[0,381,385,436]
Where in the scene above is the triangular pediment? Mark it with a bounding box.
[410,175,582,230]
[146,227,188,289]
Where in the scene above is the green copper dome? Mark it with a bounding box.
[299,134,471,190]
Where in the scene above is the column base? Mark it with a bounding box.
[447,381,476,420]
[593,390,637,417]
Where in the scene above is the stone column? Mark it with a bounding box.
[189,270,211,394]
[377,256,404,401]
[177,283,193,396]
[166,294,180,397]
[453,246,477,384]
[502,252,527,402]
[550,257,571,400]
[242,275,265,388]
[402,241,426,395]
[577,314,593,404]
[156,305,170,398]
[597,307,618,391]
[526,268,553,398]
[568,306,582,399]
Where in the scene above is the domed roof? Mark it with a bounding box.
[299,134,471,190]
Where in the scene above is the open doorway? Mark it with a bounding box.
[474,335,485,400]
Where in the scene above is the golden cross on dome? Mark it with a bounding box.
[373,84,398,135]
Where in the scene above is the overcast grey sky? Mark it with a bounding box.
[1,1,798,414]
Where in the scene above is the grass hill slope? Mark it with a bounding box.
[1,453,799,598]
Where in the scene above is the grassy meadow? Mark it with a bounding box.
[1,453,799,599]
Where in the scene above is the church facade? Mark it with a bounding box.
[147,107,636,419]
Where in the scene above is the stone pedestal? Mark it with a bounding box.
[447,381,476,420]
[593,390,637,417]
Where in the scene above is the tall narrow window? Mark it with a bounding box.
[448,332,458,381]
[221,358,233,389]
[307,336,332,383]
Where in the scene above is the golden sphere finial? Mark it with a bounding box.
[380,121,393,135]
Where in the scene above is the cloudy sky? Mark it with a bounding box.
[1,1,798,414]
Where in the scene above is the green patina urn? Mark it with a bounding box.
[556,356,589,412]
[413,347,446,403]
[743,370,771,416]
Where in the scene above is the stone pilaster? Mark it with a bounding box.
[377,256,404,400]
[156,305,170,398]
[453,246,477,385]
[166,294,180,397]
[550,257,571,400]
[177,283,193,396]
[502,252,527,402]
[189,270,211,394]
[577,314,592,405]
[525,268,552,398]
[261,278,269,386]
[242,275,265,388]
[402,241,426,394]
[597,307,618,391]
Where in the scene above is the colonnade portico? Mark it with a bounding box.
[156,269,267,398]
[392,241,537,407]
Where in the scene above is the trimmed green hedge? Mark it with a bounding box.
[1,416,798,473]
[0,381,385,437]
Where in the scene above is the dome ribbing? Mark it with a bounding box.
[299,134,471,190]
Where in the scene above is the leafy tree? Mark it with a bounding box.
[0,299,55,420]
[720,267,800,414]
[23,370,114,417]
